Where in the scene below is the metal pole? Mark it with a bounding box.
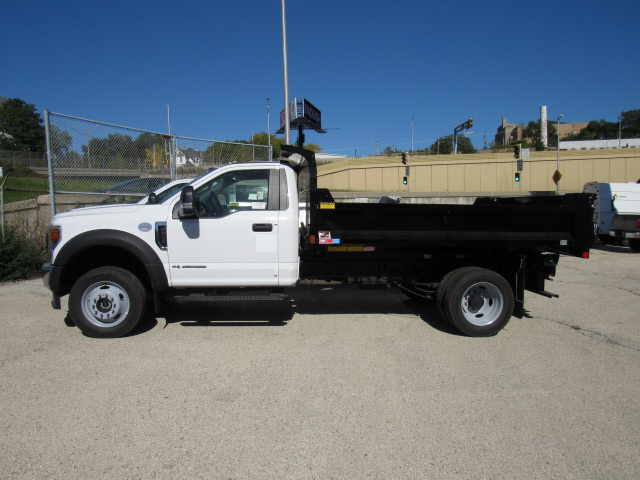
[86,128,91,169]
[44,109,56,216]
[171,134,177,181]
[371,131,373,156]
[411,115,414,153]
[619,110,623,149]
[1,175,7,236]
[267,97,271,152]
[407,152,410,192]
[557,114,563,195]
[281,0,291,145]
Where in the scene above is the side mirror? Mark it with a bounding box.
[179,186,196,218]
[148,192,158,204]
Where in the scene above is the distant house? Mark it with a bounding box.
[494,118,522,146]
[176,148,205,167]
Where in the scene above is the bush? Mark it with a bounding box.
[0,226,47,281]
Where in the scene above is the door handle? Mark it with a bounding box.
[252,223,273,232]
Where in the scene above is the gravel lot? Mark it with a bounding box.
[1,245,639,479]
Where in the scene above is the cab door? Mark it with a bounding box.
[166,168,281,287]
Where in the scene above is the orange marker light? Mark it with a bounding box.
[50,228,61,242]
[310,235,316,244]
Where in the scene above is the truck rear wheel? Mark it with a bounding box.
[69,267,147,338]
[443,268,513,337]
[436,267,483,324]
[628,239,640,252]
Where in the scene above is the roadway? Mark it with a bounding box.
[0,244,638,479]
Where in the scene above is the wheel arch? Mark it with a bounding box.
[51,229,168,296]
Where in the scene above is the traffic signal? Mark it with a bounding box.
[401,152,407,165]
[515,171,521,182]
[514,144,520,159]
[467,118,473,130]
[403,176,408,185]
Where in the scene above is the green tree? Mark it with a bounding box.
[250,131,286,159]
[521,120,556,150]
[383,146,393,155]
[430,134,476,154]
[0,98,45,151]
[622,109,640,138]
[303,143,323,153]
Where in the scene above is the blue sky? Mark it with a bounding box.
[3,0,639,155]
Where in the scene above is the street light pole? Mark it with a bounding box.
[267,97,271,150]
[371,131,373,156]
[281,0,291,145]
[411,115,415,153]
[557,114,563,195]
[619,108,626,149]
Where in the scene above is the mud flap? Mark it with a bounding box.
[513,255,525,319]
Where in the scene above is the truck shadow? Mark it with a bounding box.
[158,285,458,335]
[593,243,637,254]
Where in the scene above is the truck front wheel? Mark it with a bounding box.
[69,267,147,338]
[443,269,513,337]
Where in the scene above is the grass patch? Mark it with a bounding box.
[571,325,581,331]
[2,176,49,203]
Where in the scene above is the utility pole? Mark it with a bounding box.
[371,131,374,156]
[281,0,291,145]
[556,114,563,195]
[411,115,415,153]
[267,97,271,150]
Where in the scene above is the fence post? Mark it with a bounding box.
[44,109,56,216]
[171,134,177,181]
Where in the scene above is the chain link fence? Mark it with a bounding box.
[44,111,272,215]
[0,112,272,241]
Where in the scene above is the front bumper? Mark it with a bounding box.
[609,231,640,239]
[42,263,61,309]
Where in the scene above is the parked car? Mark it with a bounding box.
[137,179,193,204]
[94,177,168,195]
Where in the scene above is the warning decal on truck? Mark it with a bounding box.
[319,231,340,244]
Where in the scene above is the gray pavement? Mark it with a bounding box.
[1,245,639,479]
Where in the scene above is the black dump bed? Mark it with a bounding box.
[312,191,594,258]
[279,144,593,279]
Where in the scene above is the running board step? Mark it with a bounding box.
[173,293,289,303]
[534,290,559,299]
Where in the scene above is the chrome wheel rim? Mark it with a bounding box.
[81,281,130,328]
[460,282,504,326]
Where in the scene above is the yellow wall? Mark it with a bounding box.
[317,149,640,193]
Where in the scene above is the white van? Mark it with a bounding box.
[583,182,640,251]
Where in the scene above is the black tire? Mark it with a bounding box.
[69,267,147,338]
[628,239,640,252]
[435,267,483,323]
[443,268,514,337]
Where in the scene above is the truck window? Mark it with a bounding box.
[193,170,271,218]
